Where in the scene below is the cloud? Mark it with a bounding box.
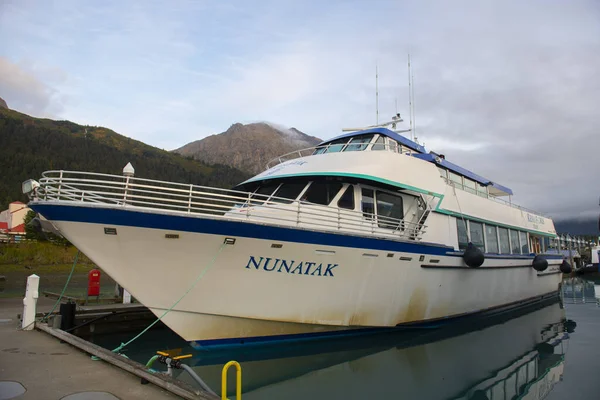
[0,57,66,117]
[0,0,599,220]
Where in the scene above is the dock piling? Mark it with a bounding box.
[22,274,39,330]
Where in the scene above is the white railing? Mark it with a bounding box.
[266,143,414,169]
[442,178,546,217]
[34,170,428,241]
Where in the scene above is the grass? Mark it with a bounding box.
[0,241,96,268]
[0,264,93,273]
[0,242,109,299]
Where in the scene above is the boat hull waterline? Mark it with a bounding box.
[30,202,564,346]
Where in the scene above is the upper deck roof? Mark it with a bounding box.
[412,153,513,196]
[320,127,513,196]
[323,127,426,154]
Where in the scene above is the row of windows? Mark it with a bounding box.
[246,180,405,230]
[313,134,416,155]
[457,219,530,254]
[439,167,489,198]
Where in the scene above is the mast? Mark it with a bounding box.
[412,66,417,143]
[376,64,379,125]
[408,54,413,141]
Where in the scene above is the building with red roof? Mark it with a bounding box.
[0,201,30,242]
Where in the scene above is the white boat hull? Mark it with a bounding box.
[180,298,567,398]
[32,203,564,345]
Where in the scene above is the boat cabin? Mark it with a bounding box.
[235,176,425,234]
[311,128,513,199]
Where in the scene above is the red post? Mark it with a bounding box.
[88,269,101,297]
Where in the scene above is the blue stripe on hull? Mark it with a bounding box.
[31,203,563,261]
[190,291,560,350]
[30,203,455,256]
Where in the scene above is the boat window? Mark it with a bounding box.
[457,219,469,250]
[271,182,308,204]
[477,183,488,198]
[337,185,355,210]
[251,183,280,202]
[361,188,375,219]
[438,168,447,180]
[302,181,343,205]
[510,230,520,254]
[376,191,403,229]
[530,235,542,254]
[388,139,398,153]
[519,231,529,253]
[464,179,476,194]
[312,145,327,155]
[448,172,463,188]
[498,227,510,254]
[371,135,386,151]
[323,138,349,153]
[486,225,499,253]
[469,221,485,251]
[343,134,374,152]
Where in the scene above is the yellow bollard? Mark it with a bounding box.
[221,360,242,400]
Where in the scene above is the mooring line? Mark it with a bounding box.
[106,243,227,357]
[40,250,80,323]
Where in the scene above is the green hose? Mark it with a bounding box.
[145,355,159,368]
[41,250,80,323]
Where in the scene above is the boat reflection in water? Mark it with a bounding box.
[561,277,598,304]
[165,298,572,399]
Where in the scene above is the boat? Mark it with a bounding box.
[581,245,600,273]
[22,115,568,347]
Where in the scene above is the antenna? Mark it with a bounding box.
[376,64,379,125]
[407,53,418,143]
[412,67,417,144]
[408,54,413,141]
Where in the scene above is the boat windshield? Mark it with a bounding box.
[313,134,375,155]
[344,134,374,152]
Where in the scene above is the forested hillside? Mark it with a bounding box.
[0,108,251,209]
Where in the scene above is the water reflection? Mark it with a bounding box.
[91,298,572,399]
[561,277,600,304]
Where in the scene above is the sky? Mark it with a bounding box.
[1,0,599,221]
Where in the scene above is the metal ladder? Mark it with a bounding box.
[411,196,431,240]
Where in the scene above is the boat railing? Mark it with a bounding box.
[443,178,547,217]
[487,195,547,217]
[265,143,414,169]
[34,170,428,241]
[266,145,326,169]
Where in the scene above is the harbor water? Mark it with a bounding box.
[81,275,600,399]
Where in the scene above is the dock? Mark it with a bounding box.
[0,297,219,399]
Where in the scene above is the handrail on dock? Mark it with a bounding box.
[221,361,242,400]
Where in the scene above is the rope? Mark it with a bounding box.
[452,184,471,243]
[108,243,226,356]
[40,250,80,323]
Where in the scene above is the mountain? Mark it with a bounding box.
[173,122,323,175]
[554,218,599,236]
[0,107,251,210]
[0,97,7,109]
